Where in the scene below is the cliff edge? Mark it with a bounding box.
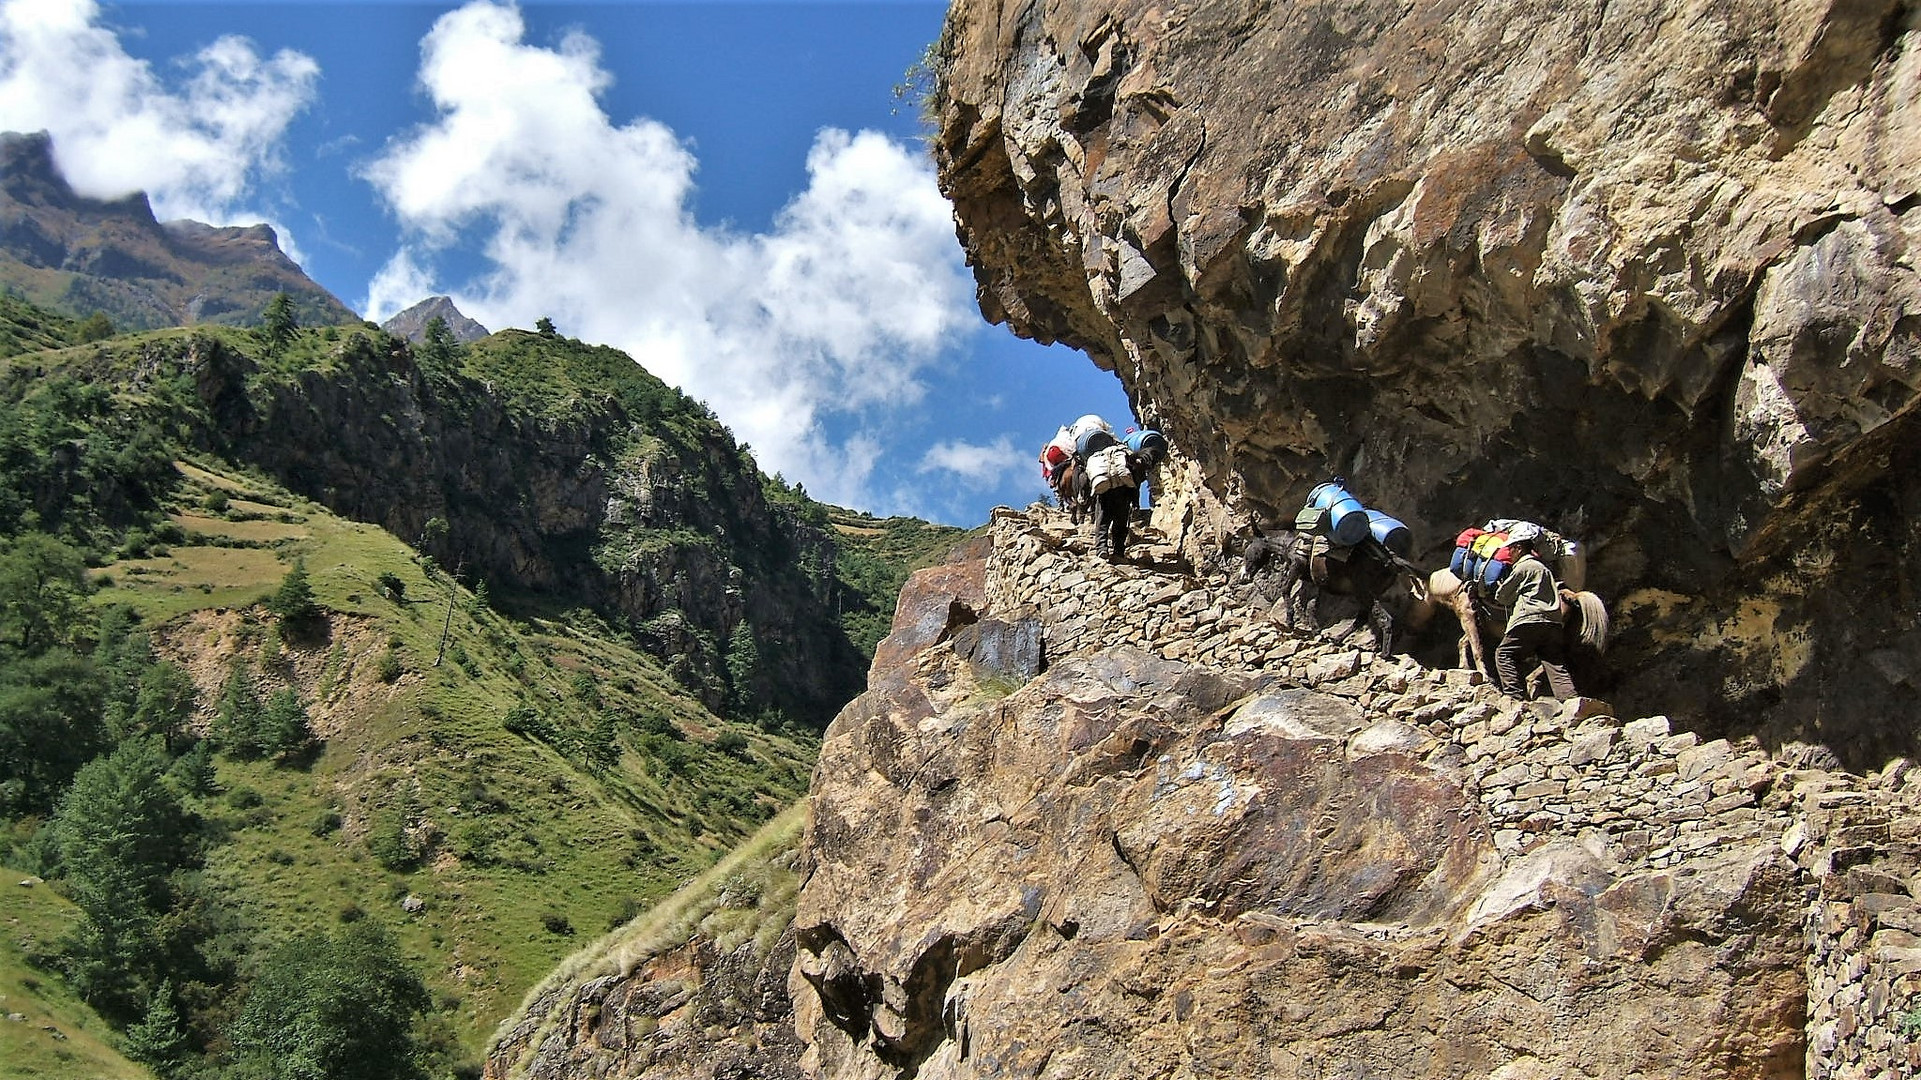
[932,0,1921,758]
[788,507,1920,1080]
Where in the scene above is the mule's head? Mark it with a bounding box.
[1543,530,1587,592]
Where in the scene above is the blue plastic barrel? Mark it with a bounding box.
[1124,429,1169,461]
[1479,556,1507,589]
[1366,510,1411,558]
[1307,482,1369,546]
[1075,428,1120,459]
[1449,545,1471,579]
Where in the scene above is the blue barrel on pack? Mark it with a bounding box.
[1124,429,1169,462]
[1478,554,1508,589]
[1365,509,1411,558]
[1075,428,1120,460]
[1449,545,1471,579]
[1307,481,1369,546]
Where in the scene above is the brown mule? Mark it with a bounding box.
[1240,529,1417,654]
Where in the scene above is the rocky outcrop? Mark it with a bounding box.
[381,295,490,344]
[483,812,809,1080]
[67,325,866,726]
[932,0,1921,761]
[789,505,1921,1080]
[488,928,804,1080]
[0,131,357,330]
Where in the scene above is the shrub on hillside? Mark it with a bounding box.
[265,559,321,629]
[374,648,403,683]
[502,704,552,740]
[228,922,431,1080]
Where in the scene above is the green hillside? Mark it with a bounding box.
[0,297,950,1079]
[826,508,972,657]
[0,870,146,1080]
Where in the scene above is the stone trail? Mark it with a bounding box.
[985,504,1921,1080]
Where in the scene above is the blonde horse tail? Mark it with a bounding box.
[1574,591,1609,653]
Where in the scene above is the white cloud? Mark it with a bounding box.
[0,0,317,225]
[364,250,438,326]
[360,0,977,509]
[917,436,1027,490]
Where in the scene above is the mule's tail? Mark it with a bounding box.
[1573,591,1610,653]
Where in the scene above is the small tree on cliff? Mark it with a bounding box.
[266,559,320,632]
[76,312,115,343]
[258,292,298,356]
[418,315,459,369]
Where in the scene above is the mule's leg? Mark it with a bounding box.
[1455,594,1490,675]
[1369,601,1395,656]
[1274,557,1302,630]
[1295,576,1321,633]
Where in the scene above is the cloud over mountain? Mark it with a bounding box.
[361,1,980,511]
[0,0,1019,518]
[0,0,317,226]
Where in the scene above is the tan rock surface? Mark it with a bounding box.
[498,509,1921,1079]
[790,513,1812,1079]
[933,0,1921,759]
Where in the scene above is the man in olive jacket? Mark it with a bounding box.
[1493,523,1576,700]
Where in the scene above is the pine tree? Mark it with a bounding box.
[0,650,107,814]
[124,979,191,1075]
[266,559,320,627]
[0,532,90,654]
[418,315,458,368]
[229,923,430,1080]
[75,311,115,343]
[259,292,298,355]
[257,688,312,760]
[212,667,263,758]
[725,621,760,717]
[131,662,198,747]
[48,737,193,1016]
[164,739,217,797]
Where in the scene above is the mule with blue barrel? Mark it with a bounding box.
[1239,479,1424,654]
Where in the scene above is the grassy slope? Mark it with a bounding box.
[60,459,819,1066]
[0,293,81,359]
[0,309,958,1074]
[483,517,982,1070]
[0,870,148,1080]
[488,803,804,1077]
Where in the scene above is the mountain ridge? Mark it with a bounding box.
[0,130,357,331]
[0,290,957,1077]
[382,295,489,344]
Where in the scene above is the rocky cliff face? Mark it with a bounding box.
[478,7,1921,1073]
[72,326,865,726]
[787,506,1921,1080]
[932,0,1921,760]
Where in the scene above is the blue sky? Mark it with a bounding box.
[0,0,1135,525]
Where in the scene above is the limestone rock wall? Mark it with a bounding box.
[933,0,1921,762]
[485,928,803,1080]
[791,505,1921,1080]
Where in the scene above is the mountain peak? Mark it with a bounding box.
[0,129,155,222]
[381,295,490,344]
[0,129,356,331]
